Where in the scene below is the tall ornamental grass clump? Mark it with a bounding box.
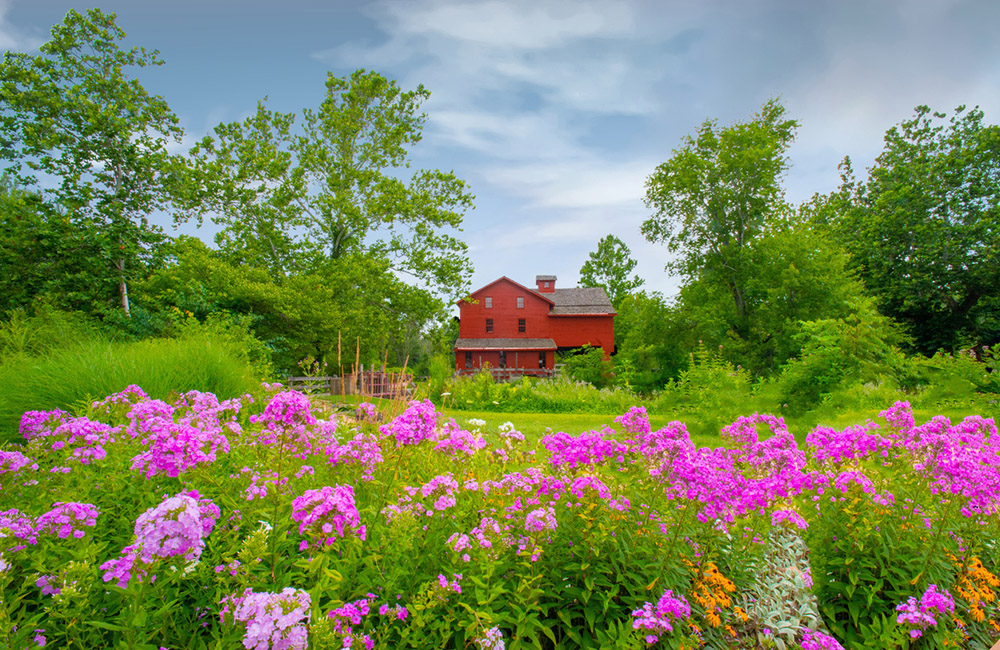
[0,331,260,443]
[3,385,1000,649]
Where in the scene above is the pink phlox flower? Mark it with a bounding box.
[524,506,557,533]
[632,589,691,644]
[895,585,954,638]
[130,420,230,478]
[33,502,99,539]
[476,625,505,650]
[379,399,439,447]
[771,508,808,530]
[226,587,311,650]
[880,401,915,433]
[616,406,651,436]
[800,629,844,650]
[19,409,67,440]
[542,428,629,470]
[434,420,487,457]
[291,485,365,549]
[325,433,383,482]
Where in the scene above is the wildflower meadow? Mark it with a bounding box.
[2,385,999,650]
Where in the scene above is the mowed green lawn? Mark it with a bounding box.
[321,392,999,447]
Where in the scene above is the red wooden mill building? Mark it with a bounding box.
[454,275,615,376]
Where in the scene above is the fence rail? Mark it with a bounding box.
[454,367,556,382]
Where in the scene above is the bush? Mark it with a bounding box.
[560,345,614,389]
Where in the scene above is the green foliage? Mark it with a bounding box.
[0,180,120,314]
[184,69,474,296]
[134,237,434,373]
[578,234,644,308]
[428,371,637,415]
[0,8,185,316]
[643,99,798,338]
[608,291,689,393]
[829,105,1000,354]
[770,301,907,415]
[651,343,756,436]
[561,346,614,389]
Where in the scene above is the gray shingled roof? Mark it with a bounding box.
[544,287,615,315]
[535,274,557,282]
[455,338,557,350]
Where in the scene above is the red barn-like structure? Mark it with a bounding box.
[454,275,615,376]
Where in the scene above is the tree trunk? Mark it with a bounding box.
[116,258,131,318]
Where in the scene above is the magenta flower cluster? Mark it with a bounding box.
[33,502,99,539]
[290,485,365,550]
[801,629,846,650]
[379,399,438,447]
[895,584,955,639]
[631,589,692,644]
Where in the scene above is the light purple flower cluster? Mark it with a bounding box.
[523,506,557,533]
[250,391,317,453]
[379,399,439,447]
[383,473,460,522]
[476,626,504,650]
[0,509,37,551]
[91,384,149,414]
[224,587,311,650]
[0,450,37,477]
[290,485,365,550]
[616,406,651,436]
[895,585,955,639]
[239,468,289,501]
[33,502,99,539]
[801,629,845,650]
[631,589,691,644]
[437,573,462,594]
[100,491,219,588]
[806,421,891,465]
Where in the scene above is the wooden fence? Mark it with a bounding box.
[454,367,557,382]
[287,367,414,398]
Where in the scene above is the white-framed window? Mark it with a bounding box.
[484,296,492,308]
[544,281,549,288]
[516,296,524,309]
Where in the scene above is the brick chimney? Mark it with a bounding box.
[535,275,556,293]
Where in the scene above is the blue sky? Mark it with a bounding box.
[3,0,998,299]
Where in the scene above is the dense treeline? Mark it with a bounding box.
[573,101,1000,410]
[0,9,466,377]
[1,9,998,414]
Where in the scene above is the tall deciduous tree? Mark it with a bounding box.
[185,69,475,297]
[0,9,184,317]
[642,99,797,337]
[578,234,644,308]
[831,105,1000,354]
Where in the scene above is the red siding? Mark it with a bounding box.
[548,316,614,357]
[458,278,551,340]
